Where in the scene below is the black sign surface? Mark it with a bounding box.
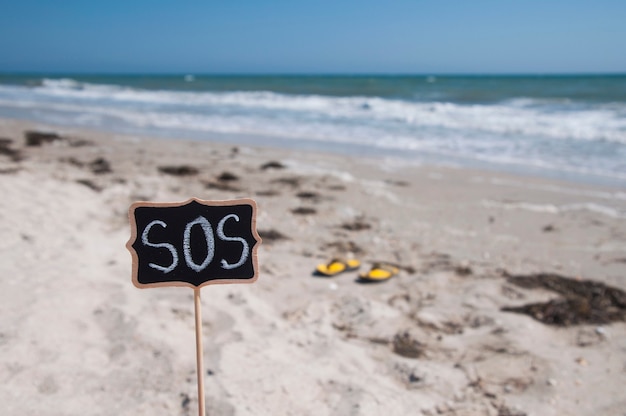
[127,198,261,288]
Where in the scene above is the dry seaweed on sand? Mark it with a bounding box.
[392,330,426,358]
[200,171,242,191]
[217,171,239,182]
[257,229,289,243]
[255,189,280,197]
[76,179,103,192]
[501,272,626,326]
[24,130,64,146]
[291,207,316,215]
[296,191,320,200]
[260,160,286,170]
[88,157,112,174]
[0,138,23,161]
[157,165,199,176]
[0,167,21,174]
[271,176,301,187]
[340,220,372,231]
[203,180,241,192]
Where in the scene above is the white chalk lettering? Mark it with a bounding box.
[217,214,249,270]
[142,220,178,273]
[183,216,215,272]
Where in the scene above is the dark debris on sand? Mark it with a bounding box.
[0,167,21,174]
[292,207,317,215]
[76,179,103,192]
[63,157,112,174]
[296,191,320,201]
[271,177,301,187]
[340,220,372,231]
[25,130,63,146]
[88,157,112,174]
[392,330,426,359]
[384,179,410,187]
[327,184,346,191]
[203,180,241,192]
[420,252,462,274]
[496,405,527,416]
[217,171,239,182]
[158,165,199,176]
[322,240,365,255]
[180,393,191,411]
[501,272,626,326]
[258,229,289,243]
[255,189,281,197]
[0,138,24,162]
[201,171,242,191]
[260,160,286,170]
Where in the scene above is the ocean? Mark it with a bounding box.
[0,74,625,186]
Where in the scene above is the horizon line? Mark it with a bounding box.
[1,70,625,77]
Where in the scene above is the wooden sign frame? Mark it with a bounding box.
[127,197,262,416]
[127,197,261,289]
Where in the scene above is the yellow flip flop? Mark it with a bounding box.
[358,262,399,282]
[315,258,361,276]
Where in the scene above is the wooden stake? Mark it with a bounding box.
[194,288,206,416]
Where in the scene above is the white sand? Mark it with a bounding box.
[1,117,625,415]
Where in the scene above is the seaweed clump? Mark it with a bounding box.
[502,272,626,326]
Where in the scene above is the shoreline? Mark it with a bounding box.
[1,116,625,415]
[3,114,626,190]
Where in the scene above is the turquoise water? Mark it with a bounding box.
[0,73,625,185]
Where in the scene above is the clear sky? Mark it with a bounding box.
[0,0,624,74]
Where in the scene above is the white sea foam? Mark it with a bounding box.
[561,203,626,219]
[20,79,626,144]
[1,78,625,185]
[482,200,560,214]
[482,199,626,218]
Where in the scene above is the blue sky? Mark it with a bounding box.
[0,0,624,74]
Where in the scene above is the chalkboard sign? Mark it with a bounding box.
[127,198,261,288]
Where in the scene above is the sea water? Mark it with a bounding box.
[0,74,624,186]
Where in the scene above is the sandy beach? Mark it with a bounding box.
[1,116,625,416]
